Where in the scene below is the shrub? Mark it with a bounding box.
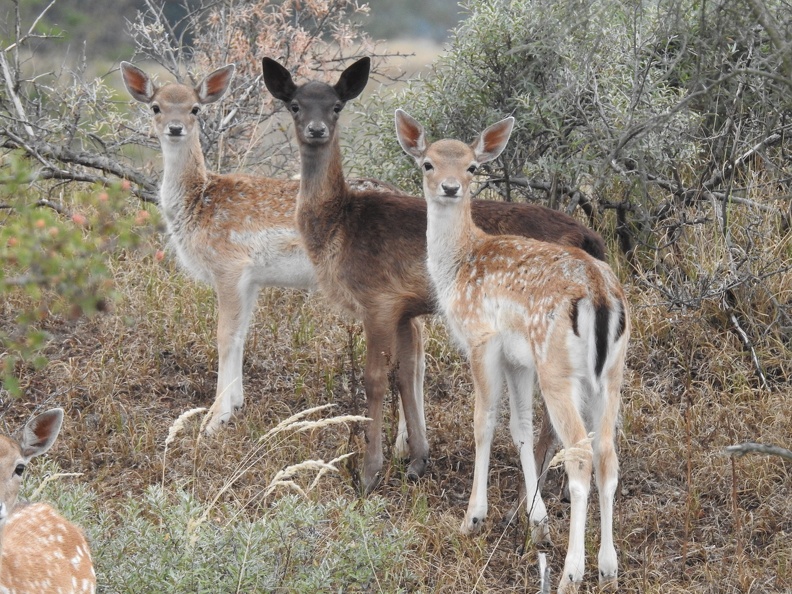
[0,156,153,395]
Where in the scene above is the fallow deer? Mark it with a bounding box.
[261,56,608,494]
[396,109,629,593]
[121,61,315,432]
[0,409,96,594]
[121,62,408,434]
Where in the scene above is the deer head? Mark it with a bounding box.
[262,57,370,147]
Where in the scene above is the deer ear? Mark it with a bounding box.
[394,109,426,161]
[20,409,63,460]
[197,64,235,104]
[262,58,297,102]
[121,61,155,104]
[333,57,370,102]
[471,117,515,163]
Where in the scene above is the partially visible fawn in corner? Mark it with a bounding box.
[396,109,629,593]
[0,409,96,594]
[262,57,608,494]
[121,62,316,433]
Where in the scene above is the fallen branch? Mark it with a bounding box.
[725,442,792,461]
[2,130,159,203]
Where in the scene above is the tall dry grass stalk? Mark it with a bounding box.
[29,472,84,501]
[162,406,207,487]
[185,405,369,545]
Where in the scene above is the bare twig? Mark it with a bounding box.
[725,442,792,461]
[729,312,769,389]
[0,52,34,138]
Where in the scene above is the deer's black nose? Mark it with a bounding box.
[168,123,184,136]
[441,182,460,196]
[307,122,327,138]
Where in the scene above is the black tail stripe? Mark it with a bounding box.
[570,298,581,337]
[615,300,627,341]
[594,304,610,377]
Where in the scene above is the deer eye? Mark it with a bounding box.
[14,464,25,477]
[290,102,300,114]
[467,165,477,174]
[422,162,434,172]
[333,102,343,114]
[191,105,200,116]
[151,104,161,114]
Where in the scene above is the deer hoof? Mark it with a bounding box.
[460,513,485,536]
[599,572,618,592]
[557,575,581,594]
[360,470,382,495]
[406,456,428,481]
[531,520,552,545]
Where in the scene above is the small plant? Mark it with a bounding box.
[0,156,153,395]
[23,406,417,594]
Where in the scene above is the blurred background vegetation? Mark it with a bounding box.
[11,0,462,61]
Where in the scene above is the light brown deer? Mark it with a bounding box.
[121,61,317,432]
[396,109,629,593]
[261,56,609,494]
[0,409,96,594]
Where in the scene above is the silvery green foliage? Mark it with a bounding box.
[25,462,417,592]
[359,0,789,215]
[356,0,791,384]
[92,487,415,592]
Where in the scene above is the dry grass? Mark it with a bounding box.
[1,194,791,593]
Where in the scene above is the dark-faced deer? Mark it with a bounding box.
[0,409,96,594]
[396,109,629,593]
[262,56,608,494]
[121,63,403,433]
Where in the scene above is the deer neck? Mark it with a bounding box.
[159,134,208,225]
[296,133,350,253]
[425,196,479,304]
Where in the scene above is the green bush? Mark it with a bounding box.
[0,155,153,395]
[27,467,417,593]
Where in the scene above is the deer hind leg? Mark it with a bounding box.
[205,275,259,434]
[505,399,557,530]
[394,316,429,479]
[541,375,591,594]
[504,361,550,545]
[394,317,425,460]
[461,339,503,535]
[593,361,624,591]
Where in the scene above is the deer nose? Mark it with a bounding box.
[306,122,327,138]
[441,181,461,196]
[167,123,184,136]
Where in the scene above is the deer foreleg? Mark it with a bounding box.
[205,277,258,434]
[461,340,503,535]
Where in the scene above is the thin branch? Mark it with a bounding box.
[2,128,159,202]
[0,52,35,138]
[725,443,792,461]
[744,0,792,89]
[729,312,768,389]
